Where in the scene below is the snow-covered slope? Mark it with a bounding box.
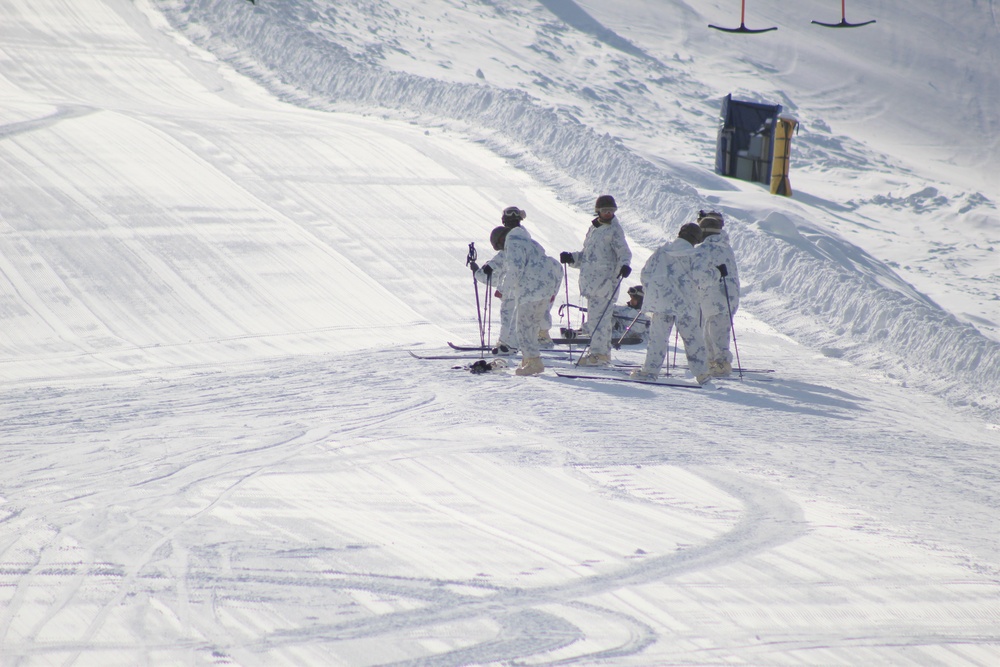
[2,1,999,664]
[156,0,1000,416]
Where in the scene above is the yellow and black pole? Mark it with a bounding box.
[770,116,798,196]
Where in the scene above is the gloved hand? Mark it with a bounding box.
[469,261,480,273]
[560,252,574,264]
[619,265,632,278]
[482,264,493,277]
[717,264,728,277]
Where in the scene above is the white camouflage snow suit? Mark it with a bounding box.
[611,305,649,343]
[639,237,715,381]
[696,230,741,368]
[503,226,562,361]
[568,216,632,356]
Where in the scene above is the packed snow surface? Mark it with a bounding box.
[1,0,998,664]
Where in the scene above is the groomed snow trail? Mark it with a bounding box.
[2,343,999,664]
[1,0,999,664]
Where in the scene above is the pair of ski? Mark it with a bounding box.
[610,361,775,376]
[431,344,706,389]
[556,365,773,389]
[448,338,590,352]
[408,347,574,362]
[408,347,698,388]
[449,339,591,350]
[553,367,705,389]
[408,341,590,361]
[410,344,773,389]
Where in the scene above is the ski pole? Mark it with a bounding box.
[558,303,587,318]
[563,265,572,332]
[485,272,493,355]
[719,264,743,380]
[574,276,623,366]
[671,328,679,370]
[614,309,646,349]
[466,242,485,348]
[475,280,485,348]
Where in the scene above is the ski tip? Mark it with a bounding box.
[554,370,703,389]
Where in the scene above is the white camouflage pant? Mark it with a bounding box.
[515,297,552,359]
[498,295,516,346]
[501,298,552,348]
[585,284,620,356]
[704,310,734,365]
[642,309,709,379]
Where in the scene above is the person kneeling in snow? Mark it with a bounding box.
[634,223,715,384]
[611,285,650,345]
[474,224,561,376]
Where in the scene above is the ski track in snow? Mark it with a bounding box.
[2,0,1000,663]
[3,347,1000,663]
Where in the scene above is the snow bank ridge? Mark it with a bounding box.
[163,0,1000,419]
[735,212,1000,417]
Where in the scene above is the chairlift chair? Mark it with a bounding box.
[709,0,777,34]
[812,0,876,28]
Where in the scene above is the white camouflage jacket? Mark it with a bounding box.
[696,231,740,316]
[569,216,632,298]
[640,237,715,316]
[475,251,506,295]
[503,226,562,303]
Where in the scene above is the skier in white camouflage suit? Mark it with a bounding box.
[472,226,512,353]
[471,206,532,354]
[696,210,741,377]
[633,223,715,384]
[473,224,561,376]
[559,195,632,366]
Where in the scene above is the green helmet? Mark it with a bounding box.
[490,225,510,251]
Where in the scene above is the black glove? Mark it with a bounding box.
[470,261,480,273]
[717,264,728,277]
[560,251,574,264]
[619,265,632,278]
[482,264,493,277]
